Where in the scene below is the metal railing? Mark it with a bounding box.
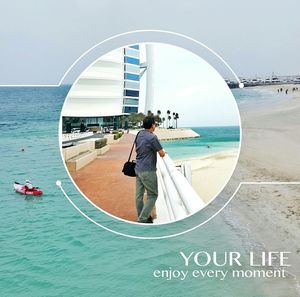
[62,132,94,142]
[155,154,205,223]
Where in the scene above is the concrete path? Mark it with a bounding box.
[71,134,138,222]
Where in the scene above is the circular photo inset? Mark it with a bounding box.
[60,43,241,225]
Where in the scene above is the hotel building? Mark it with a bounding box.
[62,45,141,131]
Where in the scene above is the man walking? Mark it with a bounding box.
[135,116,165,223]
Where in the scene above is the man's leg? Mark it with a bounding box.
[135,173,145,217]
[138,171,158,223]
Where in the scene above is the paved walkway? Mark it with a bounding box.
[71,134,138,222]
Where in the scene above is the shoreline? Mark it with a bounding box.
[228,84,300,282]
[175,149,239,203]
[131,127,200,140]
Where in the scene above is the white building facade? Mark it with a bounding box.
[62,45,140,131]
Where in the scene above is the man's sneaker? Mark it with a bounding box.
[146,216,153,223]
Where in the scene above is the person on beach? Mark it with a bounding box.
[135,116,165,223]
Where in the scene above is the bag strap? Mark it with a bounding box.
[128,131,140,162]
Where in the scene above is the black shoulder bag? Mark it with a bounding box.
[122,132,140,177]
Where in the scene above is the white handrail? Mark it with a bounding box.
[62,132,94,142]
[157,157,188,221]
[156,154,205,223]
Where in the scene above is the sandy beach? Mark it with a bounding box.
[225,84,300,283]
[154,127,200,140]
[175,149,239,203]
[240,84,300,180]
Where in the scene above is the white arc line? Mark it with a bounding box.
[57,180,300,240]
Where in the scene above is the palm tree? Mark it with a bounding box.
[167,115,171,128]
[156,110,162,127]
[175,113,179,128]
[172,112,176,128]
[167,110,170,128]
[147,110,153,117]
[162,117,165,128]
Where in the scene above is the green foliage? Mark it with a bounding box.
[112,130,124,138]
[95,138,107,149]
[128,113,145,127]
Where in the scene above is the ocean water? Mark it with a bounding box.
[0,87,289,296]
[232,87,291,112]
[161,126,240,160]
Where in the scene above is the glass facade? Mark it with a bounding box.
[123,44,140,114]
[124,73,139,81]
[125,64,140,74]
[125,90,139,97]
[123,106,138,113]
[123,98,139,105]
[124,80,139,90]
[124,48,139,58]
[62,116,123,132]
[129,44,139,50]
[124,56,139,65]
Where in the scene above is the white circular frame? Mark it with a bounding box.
[58,30,243,239]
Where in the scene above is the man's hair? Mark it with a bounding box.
[143,116,155,129]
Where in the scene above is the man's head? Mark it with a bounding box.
[143,116,156,132]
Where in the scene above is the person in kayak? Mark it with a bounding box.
[24,180,33,191]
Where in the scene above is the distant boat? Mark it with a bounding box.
[264,78,271,84]
[271,77,281,84]
[14,182,43,196]
[294,77,300,84]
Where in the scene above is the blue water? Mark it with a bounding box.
[162,126,240,160]
[0,87,287,296]
[232,87,291,112]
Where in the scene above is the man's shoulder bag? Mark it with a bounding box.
[122,131,140,177]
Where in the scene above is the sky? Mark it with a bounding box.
[139,43,239,127]
[0,0,300,85]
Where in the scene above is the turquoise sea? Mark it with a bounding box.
[162,126,240,160]
[0,87,291,296]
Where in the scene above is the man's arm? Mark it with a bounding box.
[151,136,166,157]
[158,149,166,158]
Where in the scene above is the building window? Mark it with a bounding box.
[124,56,140,65]
[123,106,138,113]
[124,80,139,90]
[123,98,139,105]
[125,64,140,74]
[129,45,139,50]
[124,73,139,81]
[125,90,139,97]
[125,48,139,59]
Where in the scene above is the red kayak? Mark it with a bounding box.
[14,182,43,196]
